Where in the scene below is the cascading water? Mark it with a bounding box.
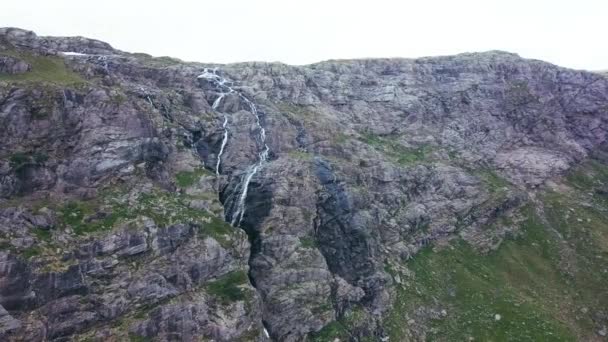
[199,67,273,339]
[216,115,229,175]
[140,87,155,108]
[198,68,270,227]
[230,95,270,226]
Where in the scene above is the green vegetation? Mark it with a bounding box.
[175,168,213,188]
[9,153,31,170]
[309,306,368,341]
[288,149,313,161]
[385,215,575,341]
[59,200,122,235]
[110,91,127,105]
[57,182,232,241]
[205,270,249,304]
[477,169,511,193]
[360,132,433,165]
[22,246,41,259]
[384,159,608,341]
[33,228,52,241]
[299,236,317,249]
[309,321,349,341]
[0,49,85,85]
[127,333,152,342]
[130,52,183,67]
[135,190,210,228]
[277,102,320,121]
[198,216,234,248]
[7,151,49,171]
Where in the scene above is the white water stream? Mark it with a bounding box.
[198,68,270,226]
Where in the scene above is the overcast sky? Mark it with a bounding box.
[2,0,607,70]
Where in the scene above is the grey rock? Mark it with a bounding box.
[0,56,30,74]
[0,304,21,336]
[2,28,608,341]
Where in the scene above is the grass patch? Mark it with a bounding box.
[58,182,235,244]
[33,228,52,241]
[198,216,234,248]
[205,270,249,304]
[0,49,85,85]
[309,306,368,341]
[299,236,317,249]
[175,167,213,188]
[386,221,575,341]
[22,247,41,259]
[288,150,312,160]
[59,201,120,235]
[127,333,152,342]
[7,151,49,172]
[385,159,608,341]
[360,132,433,165]
[476,169,511,194]
[309,321,349,341]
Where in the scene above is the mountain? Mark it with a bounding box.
[1,27,608,341]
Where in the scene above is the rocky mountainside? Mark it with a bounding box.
[1,27,608,341]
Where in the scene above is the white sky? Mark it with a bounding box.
[2,0,607,70]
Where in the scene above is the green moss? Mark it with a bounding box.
[0,241,11,251]
[360,132,433,165]
[33,228,52,241]
[8,152,31,170]
[476,169,511,194]
[127,333,152,342]
[198,216,234,248]
[299,236,317,249]
[385,156,608,342]
[205,270,249,304]
[135,190,211,228]
[0,50,85,85]
[276,103,320,120]
[32,152,49,164]
[110,92,127,105]
[309,306,367,341]
[8,151,49,171]
[58,196,135,236]
[58,180,231,238]
[288,150,312,160]
[175,168,212,188]
[309,321,349,341]
[22,247,41,259]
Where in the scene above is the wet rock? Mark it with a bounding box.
[0,252,35,311]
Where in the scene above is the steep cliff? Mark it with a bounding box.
[1,28,608,341]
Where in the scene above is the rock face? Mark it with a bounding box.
[1,27,608,341]
[0,56,30,74]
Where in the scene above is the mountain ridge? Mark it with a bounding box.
[1,28,608,341]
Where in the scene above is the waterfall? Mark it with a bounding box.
[140,87,155,108]
[216,115,229,175]
[198,68,270,227]
[230,96,269,226]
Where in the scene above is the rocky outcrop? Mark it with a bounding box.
[1,27,608,341]
[0,56,30,74]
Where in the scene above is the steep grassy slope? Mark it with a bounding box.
[382,159,608,341]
